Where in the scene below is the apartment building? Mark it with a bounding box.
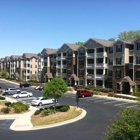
[37,48,57,82]
[22,53,38,81]
[10,55,21,78]
[1,37,140,95]
[56,43,81,85]
[0,58,4,72]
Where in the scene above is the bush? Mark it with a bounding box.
[0,96,5,100]
[1,107,11,114]
[59,104,70,112]
[34,110,42,115]
[11,102,29,113]
[93,91,98,95]
[42,109,51,116]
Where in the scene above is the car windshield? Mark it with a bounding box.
[34,97,40,100]
[17,91,21,94]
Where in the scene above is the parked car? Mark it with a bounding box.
[31,97,55,106]
[34,85,42,90]
[76,89,93,98]
[38,86,44,91]
[12,91,33,98]
[2,88,20,96]
[19,83,31,88]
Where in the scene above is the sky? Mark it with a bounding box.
[0,0,140,58]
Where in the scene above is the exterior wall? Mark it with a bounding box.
[112,66,125,92]
[134,65,140,85]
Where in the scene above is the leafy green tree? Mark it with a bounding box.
[0,70,8,78]
[118,30,140,40]
[102,105,140,140]
[108,38,115,41]
[74,41,84,45]
[42,78,68,106]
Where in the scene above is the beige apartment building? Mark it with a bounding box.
[1,37,140,95]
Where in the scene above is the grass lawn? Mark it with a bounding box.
[31,106,82,126]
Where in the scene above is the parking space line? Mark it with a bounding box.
[79,97,93,100]
[86,97,101,101]
[126,105,138,108]
[94,99,110,102]
[104,100,121,104]
[114,102,131,106]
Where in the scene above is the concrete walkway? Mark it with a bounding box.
[0,96,86,131]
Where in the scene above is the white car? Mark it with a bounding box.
[31,97,55,106]
[34,85,41,90]
[12,91,33,98]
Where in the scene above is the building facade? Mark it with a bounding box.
[1,37,140,95]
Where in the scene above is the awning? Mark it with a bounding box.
[70,74,79,81]
[119,76,135,86]
[45,73,53,78]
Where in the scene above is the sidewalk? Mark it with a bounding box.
[0,96,86,131]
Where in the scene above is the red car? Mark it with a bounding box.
[76,89,93,97]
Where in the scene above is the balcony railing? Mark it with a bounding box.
[87,64,94,68]
[87,74,94,78]
[96,74,108,79]
[87,53,94,57]
[96,52,107,57]
[62,56,67,60]
[62,65,67,69]
[129,50,134,55]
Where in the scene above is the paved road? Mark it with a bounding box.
[0,80,138,140]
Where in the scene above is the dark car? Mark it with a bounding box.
[39,86,44,91]
[19,83,31,88]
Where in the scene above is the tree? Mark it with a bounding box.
[0,70,8,78]
[108,38,115,41]
[74,41,84,46]
[118,30,140,40]
[102,106,140,140]
[42,78,68,106]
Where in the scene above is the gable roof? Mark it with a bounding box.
[65,43,81,51]
[10,55,21,59]
[22,53,38,58]
[41,48,57,54]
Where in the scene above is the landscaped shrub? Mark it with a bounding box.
[42,108,51,116]
[59,104,70,112]
[93,91,98,95]
[0,96,5,100]
[1,107,11,114]
[34,109,42,115]
[11,102,29,113]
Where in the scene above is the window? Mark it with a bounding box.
[116,44,122,52]
[63,69,66,73]
[44,54,47,59]
[67,51,73,57]
[136,70,140,79]
[63,53,66,56]
[79,49,85,55]
[117,83,120,90]
[109,47,113,54]
[44,62,47,66]
[35,71,37,74]
[79,70,84,75]
[27,70,30,73]
[109,59,113,65]
[35,65,37,68]
[79,80,84,85]
[137,42,140,50]
[67,60,72,65]
[129,56,133,63]
[136,56,140,64]
[116,70,121,78]
[79,60,84,66]
[109,82,112,88]
[108,70,113,76]
[116,58,121,65]
[67,70,72,74]
[30,65,32,68]
[58,61,61,65]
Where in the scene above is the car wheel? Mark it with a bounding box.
[39,102,42,106]
[27,95,30,97]
[82,95,84,98]
[16,96,19,98]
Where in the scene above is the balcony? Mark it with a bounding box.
[129,50,134,55]
[25,61,30,64]
[96,52,107,57]
[87,64,94,68]
[87,74,94,79]
[96,74,108,79]
[62,65,67,69]
[62,56,67,60]
[87,53,94,57]
[56,65,61,68]
[24,73,30,76]
[56,57,61,60]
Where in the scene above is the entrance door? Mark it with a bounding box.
[122,82,130,94]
